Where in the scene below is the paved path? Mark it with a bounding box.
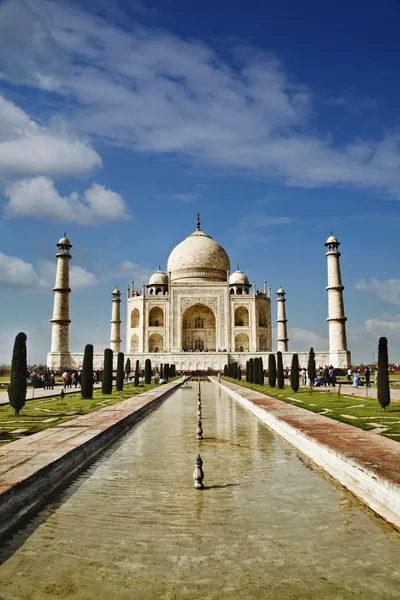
[0,384,102,406]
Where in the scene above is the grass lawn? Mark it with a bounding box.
[223,377,400,442]
[0,380,177,447]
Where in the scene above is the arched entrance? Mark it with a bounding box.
[182,303,216,351]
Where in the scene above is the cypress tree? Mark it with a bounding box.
[248,358,254,383]
[308,347,316,387]
[245,361,249,382]
[160,363,164,379]
[116,352,124,391]
[238,365,242,381]
[102,348,113,394]
[8,332,27,417]
[268,354,276,388]
[377,337,390,410]
[81,344,94,399]
[224,364,228,377]
[125,358,131,381]
[259,357,264,386]
[134,359,140,386]
[291,353,299,393]
[171,364,176,378]
[164,363,169,382]
[277,351,284,389]
[144,358,152,384]
[234,362,238,379]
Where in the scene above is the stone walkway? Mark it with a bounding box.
[0,379,182,539]
[0,384,102,406]
[214,378,400,529]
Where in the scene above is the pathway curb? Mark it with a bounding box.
[211,378,400,530]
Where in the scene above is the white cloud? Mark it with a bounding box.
[0,96,102,178]
[1,1,400,195]
[287,327,329,351]
[0,251,44,288]
[364,314,400,334]
[107,260,152,286]
[356,278,400,306]
[0,252,97,290]
[3,176,130,224]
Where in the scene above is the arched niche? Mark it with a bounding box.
[130,334,139,352]
[149,332,164,352]
[235,306,249,327]
[181,303,216,351]
[131,308,140,328]
[149,306,164,327]
[235,332,249,352]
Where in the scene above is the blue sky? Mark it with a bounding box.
[0,0,400,364]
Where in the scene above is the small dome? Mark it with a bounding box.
[229,270,249,286]
[149,269,168,286]
[277,287,285,294]
[57,236,72,246]
[112,287,121,295]
[326,234,339,245]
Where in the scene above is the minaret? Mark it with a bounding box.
[276,288,288,352]
[110,287,121,353]
[325,233,348,365]
[50,234,72,366]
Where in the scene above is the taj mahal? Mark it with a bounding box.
[47,215,351,371]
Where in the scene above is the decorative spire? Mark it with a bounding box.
[196,212,201,231]
[237,264,239,271]
[158,264,161,271]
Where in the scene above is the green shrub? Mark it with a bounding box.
[116,352,124,391]
[277,351,284,389]
[248,358,254,383]
[134,360,140,386]
[308,347,316,386]
[268,354,276,388]
[8,332,27,416]
[377,337,390,410]
[81,344,94,399]
[259,357,264,385]
[125,358,131,379]
[102,349,113,394]
[164,363,169,382]
[291,354,299,393]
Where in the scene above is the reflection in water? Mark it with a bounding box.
[1,382,400,600]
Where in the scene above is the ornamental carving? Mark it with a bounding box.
[181,297,218,311]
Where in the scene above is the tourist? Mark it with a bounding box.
[301,368,307,386]
[347,368,352,382]
[365,367,371,388]
[217,370,221,382]
[154,371,160,384]
[353,372,360,388]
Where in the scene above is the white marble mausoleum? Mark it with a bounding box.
[47,216,351,371]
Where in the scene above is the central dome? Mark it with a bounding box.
[167,219,230,282]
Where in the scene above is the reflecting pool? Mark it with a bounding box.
[0,382,399,599]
